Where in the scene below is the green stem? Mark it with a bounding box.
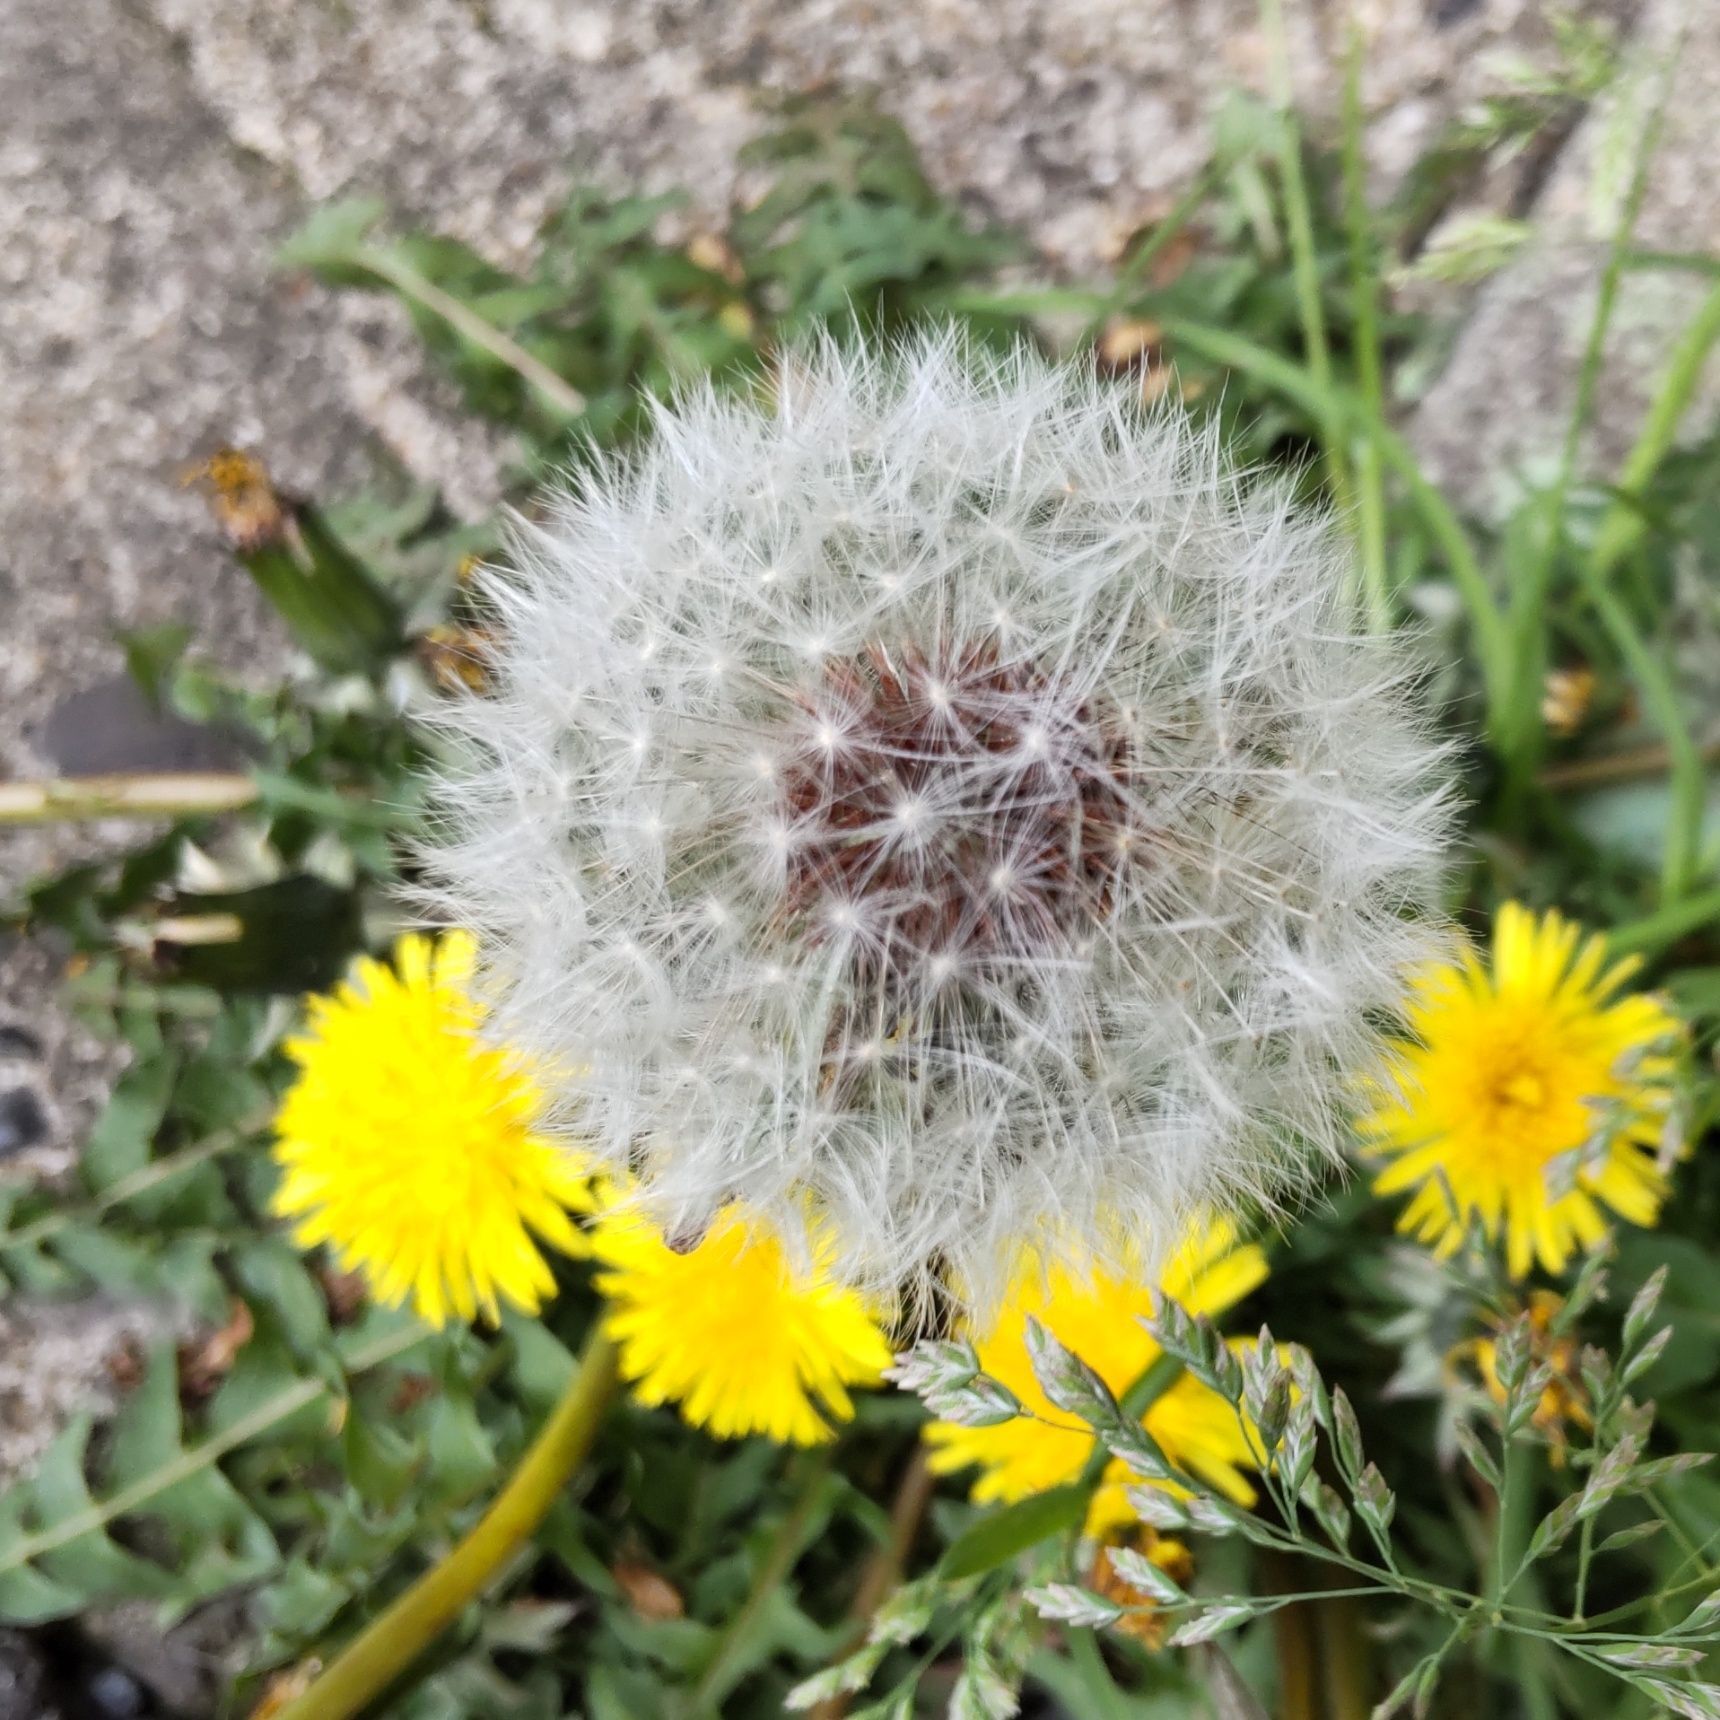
[1587,277,1720,586]
[0,1121,262,1255]
[1258,0,1354,518]
[1491,1443,1558,1720]
[1573,1514,1596,1626]
[0,1322,428,1579]
[1104,156,1231,308]
[1157,316,1511,702]
[690,1448,833,1715]
[278,1326,620,1720]
[1606,884,1720,957]
[1576,566,1710,903]
[1120,1350,1183,1420]
[1340,29,1391,632]
[1259,0,1331,389]
[1492,1442,1538,1612]
[1499,62,1671,816]
[1068,1624,1131,1720]
[810,1447,936,1720]
[353,247,588,422]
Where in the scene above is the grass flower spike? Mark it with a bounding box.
[273,931,591,1326]
[428,334,1451,1304]
[1364,903,1682,1278]
[924,1220,1268,1534]
[591,1197,892,1444]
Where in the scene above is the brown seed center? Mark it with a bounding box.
[776,639,1139,982]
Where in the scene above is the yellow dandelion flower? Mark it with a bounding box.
[590,1199,893,1446]
[272,931,591,1328]
[924,1221,1268,1535]
[1363,903,1682,1279]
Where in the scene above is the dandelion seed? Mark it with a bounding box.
[272,933,591,1327]
[426,334,1452,1303]
[923,1220,1268,1534]
[1364,903,1683,1278]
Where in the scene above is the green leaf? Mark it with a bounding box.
[278,198,389,278]
[503,1309,579,1412]
[102,1341,184,1487]
[82,1052,177,1191]
[940,1484,1087,1580]
[234,1237,334,1357]
[423,1381,499,1506]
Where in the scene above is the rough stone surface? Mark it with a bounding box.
[0,1632,54,1720]
[0,1298,171,1486]
[1409,0,1720,512]
[145,0,1611,271]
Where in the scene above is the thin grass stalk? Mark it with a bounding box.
[1586,278,1720,584]
[0,772,259,824]
[1259,0,1356,519]
[1340,27,1392,633]
[691,1448,834,1715]
[1576,565,1710,903]
[352,247,587,422]
[1499,47,1675,804]
[1155,316,1511,702]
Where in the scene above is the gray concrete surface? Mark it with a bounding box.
[1409,0,1720,514]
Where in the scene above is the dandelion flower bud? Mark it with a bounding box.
[427,335,1453,1307]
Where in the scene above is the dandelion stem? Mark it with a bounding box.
[276,1325,619,1720]
[0,771,258,824]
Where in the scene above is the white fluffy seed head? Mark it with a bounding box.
[423,333,1455,1313]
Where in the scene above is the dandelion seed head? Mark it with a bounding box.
[425,334,1454,1308]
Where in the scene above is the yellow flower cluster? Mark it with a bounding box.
[274,900,1685,1467]
[272,933,890,1443]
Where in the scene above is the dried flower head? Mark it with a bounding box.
[426,334,1451,1305]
